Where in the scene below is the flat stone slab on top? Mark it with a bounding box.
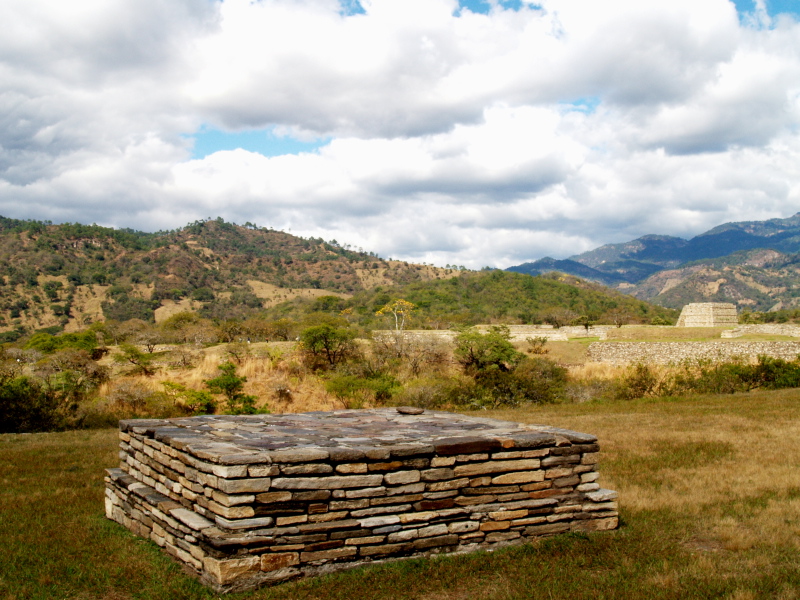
[119,409,598,465]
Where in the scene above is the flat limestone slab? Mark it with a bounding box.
[105,409,618,592]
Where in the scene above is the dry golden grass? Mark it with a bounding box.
[99,342,345,414]
[486,388,800,560]
[537,340,591,365]
[568,362,626,380]
[606,326,732,341]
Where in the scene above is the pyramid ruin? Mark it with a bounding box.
[676,302,738,327]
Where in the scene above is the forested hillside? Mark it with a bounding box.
[0,216,679,342]
[0,217,460,340]
[267,270,677,329]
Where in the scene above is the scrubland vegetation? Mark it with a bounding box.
[4,304,800,436]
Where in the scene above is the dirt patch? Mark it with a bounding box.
[246,280,350,308]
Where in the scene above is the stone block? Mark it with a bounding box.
[454,459,541,478]
[203,556,261,585]
[384,470,421,485]
[301,547,357,562]
[217,478,272,494]
[492,471,544,485]
[272,475,383,490]
[261,552,299,572]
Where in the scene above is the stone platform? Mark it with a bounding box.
[105,409,618,592]
[676,302,738,327]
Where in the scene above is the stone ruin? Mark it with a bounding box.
[676,302,738,327]
[105,409,618,592]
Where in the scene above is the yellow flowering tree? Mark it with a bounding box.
[376,299,416,332]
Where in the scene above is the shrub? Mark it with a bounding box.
[204,361,263,415]
[114,344,156,376]
[615,362,663,400]
[0,375,64,433]
[25,330,98,354]
[752,355,800,389]
[299,319,358,369]
[162,381,216,415]
[325,373,401,408]
[453,326,523,374]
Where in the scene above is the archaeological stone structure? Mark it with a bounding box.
[105,409,618,592]
[721,324,800,338]
[587,341,800,364]
[676,303,738,327]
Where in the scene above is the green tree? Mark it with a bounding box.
[453,326,523,373]
[299,320,357,369]
[204,361,259,414]
[114,344,156,376]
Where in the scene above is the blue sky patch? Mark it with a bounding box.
[457,0,524,15]
[733,0,800,19]
[190,127,329,160]
[564,97,601,114]
[339,0,365,16]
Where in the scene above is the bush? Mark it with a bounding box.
[162,381,217,415]
[615,363,662,400]
[453,326,523,374]
[752,355,800,389]
[299,319,358,369]
[0,375,64,433]
[25,330,98,354]
[204,361,263,415]
[325,373,401,408]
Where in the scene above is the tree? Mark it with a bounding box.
[606,307,632,328]
[542,308,578,329]
[299,320,357,369]
[204,361,259,414]
[114,344,156,376]
[453,326,523,373]
[376,299,416,332]
[574,314,594,332]
[34,349,109,413]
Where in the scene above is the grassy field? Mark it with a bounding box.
[3,389,800,600]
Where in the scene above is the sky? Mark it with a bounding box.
[2,0,800,268]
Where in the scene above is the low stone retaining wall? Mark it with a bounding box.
[105,409,618,592]
[588,341,800,364]
[721,324,800,338]
[377,326,611,343]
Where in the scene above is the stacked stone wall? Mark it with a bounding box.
[588,341,800,364]
[379,325,611,343]
[721,324,800,338]
[104,410,617,592]
[676,303,738,327]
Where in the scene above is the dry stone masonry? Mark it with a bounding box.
[588,341,800,364]
[721,324,800,338]
[105,409,618,592]
[676,302,738,327]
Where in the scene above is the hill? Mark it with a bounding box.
[0,216,677,340]
[507,212,800,312]
[621,248,800,311]
[0,216,460,341]
[267,270,678,329]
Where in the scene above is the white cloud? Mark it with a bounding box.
[1,0,800,268]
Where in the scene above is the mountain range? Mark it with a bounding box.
[507,212,800,312]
